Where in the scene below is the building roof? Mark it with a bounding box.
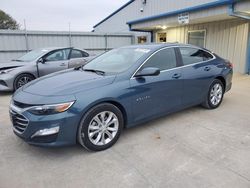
[93,0,135,28]
[127,0,234,25]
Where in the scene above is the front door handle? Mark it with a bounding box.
[60,63,66,66]
[172,73,181,79]
[204,66,211,71]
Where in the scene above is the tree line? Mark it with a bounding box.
[0,9,19,30]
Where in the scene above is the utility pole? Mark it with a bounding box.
[69,22,72,47]
[24,19,29,52]
[105,33,108,51]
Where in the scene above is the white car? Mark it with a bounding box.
[0,47,95,91]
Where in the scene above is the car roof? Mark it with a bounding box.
[36,47,88,51]
[32,47,91,53]
[121,43,203,51]
[38,47,72,51]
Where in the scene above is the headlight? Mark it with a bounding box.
[28,101,75,115]
[0,69,14,74]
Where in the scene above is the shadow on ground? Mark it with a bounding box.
[0,91,13,96]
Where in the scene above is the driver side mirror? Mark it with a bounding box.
[135,67,160,77]
[37,58,45,64]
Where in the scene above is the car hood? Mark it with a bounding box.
[21,69,116,96]
[0,61,30,70]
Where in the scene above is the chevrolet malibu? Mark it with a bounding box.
[10,43,233,151]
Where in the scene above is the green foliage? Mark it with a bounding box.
[0,10,19,30]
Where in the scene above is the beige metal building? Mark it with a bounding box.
[93,0,250,74]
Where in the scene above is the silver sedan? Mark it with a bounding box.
[0,47,95,91]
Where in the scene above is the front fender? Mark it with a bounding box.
[74,81,133,127]
[10,65,38,78]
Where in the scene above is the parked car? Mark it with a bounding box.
[0,47,95,91]
[10,43,233,151]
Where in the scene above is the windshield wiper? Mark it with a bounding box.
[83,68,105,75]
[12,59,23,62]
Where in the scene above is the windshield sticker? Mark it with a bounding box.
[135,48,150,53]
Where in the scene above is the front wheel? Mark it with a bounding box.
[77,103,124,151]
[202,79,224,109]
[14,73,35,91]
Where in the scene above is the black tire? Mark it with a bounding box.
[202,79,224,109]
[14,73,35,91]
[77,103,124,151]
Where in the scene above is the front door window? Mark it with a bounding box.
[45,49,70,62]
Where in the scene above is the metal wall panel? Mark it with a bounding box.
[0,32,26,51]
[107,36,132,48]
[71,35,106,50]
[0,52,25,61]
[156,19,249,73]
[27,35,69,49]
[235,1,250,12]
[135,0,214,18]
[94,0,215,32]
[0,30,134,62]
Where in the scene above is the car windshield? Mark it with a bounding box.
[83,47,151,74]
[16,49,50,62]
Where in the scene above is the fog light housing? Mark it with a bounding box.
[31,126,59,138]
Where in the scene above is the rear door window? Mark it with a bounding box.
[82,51,89,57]
[70,49,83,59]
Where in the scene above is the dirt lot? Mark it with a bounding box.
[0,75,250,188]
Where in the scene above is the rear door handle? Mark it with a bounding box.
[172,73,181,79]
[204,66,211,71]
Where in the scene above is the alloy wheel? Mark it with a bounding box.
[17,76,32,88]
[87,111,119,146]
[210,83,223,106]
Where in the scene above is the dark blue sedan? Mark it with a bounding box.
[10,43,233,151]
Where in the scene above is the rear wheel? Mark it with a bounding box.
[77,103,124,151]
[14,73,35,91]
[202,79,224,109]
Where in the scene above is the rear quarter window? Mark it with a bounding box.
[179,47,213,66]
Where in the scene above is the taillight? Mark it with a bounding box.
[225,61,233,69]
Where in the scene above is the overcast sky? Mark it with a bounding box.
[0,0,128,31]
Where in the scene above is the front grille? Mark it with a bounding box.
[10,109,29,134]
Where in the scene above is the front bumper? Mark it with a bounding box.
[9,104,81,147]
[0,74,14,91]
